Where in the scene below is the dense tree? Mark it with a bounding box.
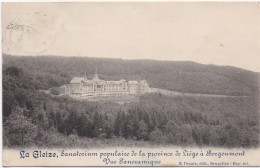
[149,128,164,144]
[4,106,38,147]
[2,58,259,148]
[137,120,148,140]
[114,111,124,137]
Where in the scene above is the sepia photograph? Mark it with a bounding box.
[1,2,260,166]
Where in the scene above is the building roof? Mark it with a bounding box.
[92,73,100,80]
[107,81,125,84]
[70,77,84,84]
[83,80,96,85]
[128,81,138,84]
[83,79,107,85]
[96,80,107,85]
[140,80,148,85]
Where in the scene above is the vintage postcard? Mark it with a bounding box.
[2,2,260,167]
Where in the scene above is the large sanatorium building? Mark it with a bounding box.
[65,70,150,97]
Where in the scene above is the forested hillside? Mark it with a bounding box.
[2,55,259,148]
[3,54,259,96]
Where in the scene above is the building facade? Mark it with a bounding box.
[65,71,150,97]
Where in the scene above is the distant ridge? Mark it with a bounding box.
[3,53,257,72]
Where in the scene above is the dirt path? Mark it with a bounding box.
[150,88,249,98]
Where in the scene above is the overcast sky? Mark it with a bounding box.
[2,2,260,72]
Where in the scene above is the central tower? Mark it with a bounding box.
[92,67,100,80]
